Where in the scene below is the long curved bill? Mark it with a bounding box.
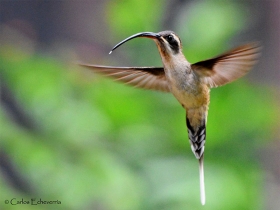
[109,32,160,54]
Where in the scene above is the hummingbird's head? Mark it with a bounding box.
[156,31,182,55]
[109,31,183,61]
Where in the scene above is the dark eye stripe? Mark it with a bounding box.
[164,34,179,54]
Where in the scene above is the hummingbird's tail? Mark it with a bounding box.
[186,118,206,159]
[199,155,205,205]
[186,116,206,205]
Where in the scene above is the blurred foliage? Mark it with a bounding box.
[0,1,279,210]
[107,0,163,37]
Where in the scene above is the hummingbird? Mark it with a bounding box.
[79,31,260,205]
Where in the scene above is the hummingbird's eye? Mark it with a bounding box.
[165,35,178,47]
[163,33,180,54]
[166,35,174,42]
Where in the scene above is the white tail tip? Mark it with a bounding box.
[199,156,205,205]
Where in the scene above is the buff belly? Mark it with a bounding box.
[171,82,210,129]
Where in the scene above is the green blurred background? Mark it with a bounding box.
[0,1,279,210]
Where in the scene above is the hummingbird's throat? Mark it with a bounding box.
[155,42,173,63]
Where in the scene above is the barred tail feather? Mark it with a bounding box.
[199,155,205,205]
[186,118,206,159]
[186,117,206,205]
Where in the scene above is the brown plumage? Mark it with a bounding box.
[79,31,261,205]
[78,65,169,92]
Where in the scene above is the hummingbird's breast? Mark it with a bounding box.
[162,54,210,132]
[164,63,210,110]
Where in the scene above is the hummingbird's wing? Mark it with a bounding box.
[191,43,261,88]
[79,64,170,92]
